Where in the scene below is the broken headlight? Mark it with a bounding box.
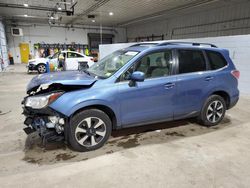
[25,92,63,109]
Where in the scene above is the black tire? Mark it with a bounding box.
[198,95,226,127]
[69,109,112,152]
[37,64,47,74]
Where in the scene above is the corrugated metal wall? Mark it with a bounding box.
[127,1,250,40]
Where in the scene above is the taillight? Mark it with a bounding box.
[231,70,240,79]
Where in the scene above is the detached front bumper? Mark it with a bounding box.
[22,100,67,142]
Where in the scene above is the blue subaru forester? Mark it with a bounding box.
[22,42,240,151]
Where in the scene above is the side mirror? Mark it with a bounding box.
[131,71,145,82]
[129,71,145,87]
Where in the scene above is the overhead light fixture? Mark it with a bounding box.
[92,20,96,23]
[109,12,114,16]
[50,16,54,19]
[58,7,62,10]
[24,14,28,17]
[23,3,29,7]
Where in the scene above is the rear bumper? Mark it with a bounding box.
[228,94,239,109]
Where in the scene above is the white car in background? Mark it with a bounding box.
[27,51,95,74]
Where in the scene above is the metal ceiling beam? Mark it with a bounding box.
[5,21,116,32]
[118,0,219,27]
[0,2,70,13]
[66,0,111,25]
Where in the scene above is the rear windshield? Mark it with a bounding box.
[206,50,227,70]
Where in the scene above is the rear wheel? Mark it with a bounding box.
[37,64,47,74]
[198,95,226,126]
[69,109,112,152]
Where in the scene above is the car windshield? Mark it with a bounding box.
[88,50,139,78]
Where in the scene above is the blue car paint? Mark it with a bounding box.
[117,75,177,126]
[28,44,239,129]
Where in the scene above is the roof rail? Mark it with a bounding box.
[130,43,159,47]
[157,42,218,48]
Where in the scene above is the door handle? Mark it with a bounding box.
[164,83,175,89]
[205,76,214,81]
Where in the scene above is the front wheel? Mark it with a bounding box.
[198,95,226,126]
[69,109,112,152]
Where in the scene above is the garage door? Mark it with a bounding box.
[0,21,8,71]
[88,33,113,51]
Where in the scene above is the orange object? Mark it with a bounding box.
[49,63,54,71]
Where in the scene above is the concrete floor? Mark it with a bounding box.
[0,64,250,188]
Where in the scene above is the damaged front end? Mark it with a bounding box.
[22,92,67,144]
[22,71,97,145]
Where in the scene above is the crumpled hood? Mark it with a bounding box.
[27,71,97,93]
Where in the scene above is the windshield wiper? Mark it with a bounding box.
[83,69,99,78]
[82,69,106,79]
[82,69,91,76]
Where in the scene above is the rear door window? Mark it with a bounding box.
[206,50,227,70]
[178,49,206,74]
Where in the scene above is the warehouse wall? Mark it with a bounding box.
[124,0,250,94]
[0,19,8,71]
[127,1,250,41]
[6,24,126,63]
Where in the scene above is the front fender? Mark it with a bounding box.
[49,87,121,126]
[67,99,118,117]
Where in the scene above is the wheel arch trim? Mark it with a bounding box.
[67,100,120,129]
[205,90,230,109]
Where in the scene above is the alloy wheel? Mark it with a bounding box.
[206,100,224,123]
[74,117,106,147]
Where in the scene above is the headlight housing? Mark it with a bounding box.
[25,92,63,109]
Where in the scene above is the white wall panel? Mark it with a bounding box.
[0,20,8,71]
[6,25,127,64]
[99,43,136,59]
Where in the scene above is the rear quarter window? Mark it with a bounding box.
[206,50,227,70]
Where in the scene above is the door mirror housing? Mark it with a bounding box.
[129,71,145,87]
[131,71,145,82]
